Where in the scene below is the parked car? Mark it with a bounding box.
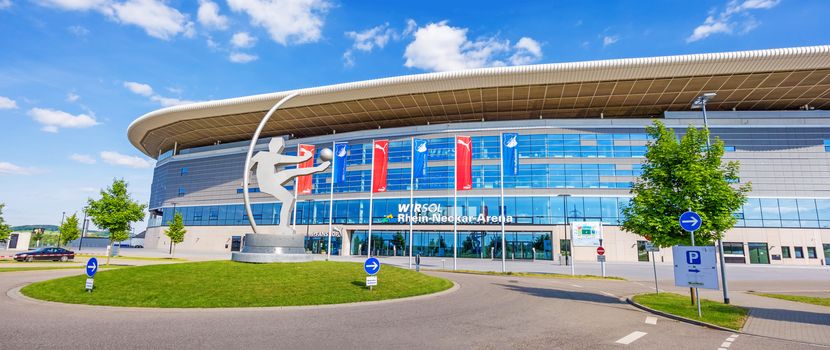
[14,247,75,262]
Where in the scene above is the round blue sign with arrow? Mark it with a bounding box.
[364,257,380,275]
[85,257,99,278]
[679,211,702,232]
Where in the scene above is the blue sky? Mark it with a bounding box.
[0,0,827,229]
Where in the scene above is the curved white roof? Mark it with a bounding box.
[129,45,830,157]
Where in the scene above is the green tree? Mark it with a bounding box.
[0,203,11,244]
[164,212,187,258]
[32,228,45,247]
[87,179,147,265]
[622,121,751,247]
[59,213,81,246]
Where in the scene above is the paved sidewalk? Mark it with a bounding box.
[732,292,830,346]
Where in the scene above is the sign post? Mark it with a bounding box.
[644,242,659,294]
[85,257,98,292]
[596,244,606,277]
[678,210,704,317]
[364,257,380,291]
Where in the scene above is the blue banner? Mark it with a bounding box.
[412,138,428,179]
[333,143,349,184]
[502,133,519,176]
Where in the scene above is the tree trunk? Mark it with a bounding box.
[690,287,696,305]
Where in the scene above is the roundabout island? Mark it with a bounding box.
[19,260,453,308]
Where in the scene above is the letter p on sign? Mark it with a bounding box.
[686,251,701,264]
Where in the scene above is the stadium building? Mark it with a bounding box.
[129,46,830,266]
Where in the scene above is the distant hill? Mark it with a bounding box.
[12,225,59,231]
[11,225,109,236]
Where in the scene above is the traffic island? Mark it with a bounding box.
[630,292,748,331]
[19,261,453,308]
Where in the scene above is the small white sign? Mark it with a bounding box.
[85,278,94,291]
[572,222,602,247]
[366,276,378,287]
[644,242,659,252]
[672,246,719,290]
[597,255,606,262]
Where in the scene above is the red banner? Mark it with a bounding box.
[296,144,315,195]
[372,140,389,193]
[456,136,472,190]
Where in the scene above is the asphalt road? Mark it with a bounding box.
[0,269,824,349]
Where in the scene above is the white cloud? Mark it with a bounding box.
[343,23,398,67]
[227,0,331,45]
[100,151,154,169]
[0,96,18,109]
[404,21,540,72]
[111,0,195,40]
[27,108,98,133]
[150,95,196,106]
[66,92,80,102]
[68,25,89,36]
[0,162,41,175]
[602,35,619,47]
[230,31,257,48]
[229,52,258,63]
[69,153,96,164]
[510,37,542,65]
[197,0,228,30]
[124,81,154,96]
[687,0,780,42]
[0,0,12,10]
[34,0,111,12]
[124,81,197,106]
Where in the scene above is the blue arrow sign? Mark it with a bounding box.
[679,211,702,232]
[364,257,380,275]
[688,268,701,273]
[85,257,98,278]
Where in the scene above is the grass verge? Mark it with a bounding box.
[435,269,625,280]
[633,292,748,330]
[21,261,453,308]
[752,293,830,307]
[76,254,188,262]
[1,266,126,273]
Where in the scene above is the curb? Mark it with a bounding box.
[7,275,460,313]
[625,297,740,333]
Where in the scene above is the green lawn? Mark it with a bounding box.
[633,293,748,330]
[75,254,188,262]
[439,269,625,280]
[753,293,830,307]
[21,261,453,308]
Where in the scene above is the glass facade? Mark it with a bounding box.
[350,230,552,260]
[148,196,830,230]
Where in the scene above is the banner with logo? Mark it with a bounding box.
[333,143,349,184]
[502,133,519,176]
[296,144,315,194]
[571,221,603,247]
[455,136,472,191]
[413,138,428,179]
[372,140,389,193]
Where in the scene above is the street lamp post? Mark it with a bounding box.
[692,92,731,305]
[58,211,65,248]
[558,194,573,275]
[79,208,88,251]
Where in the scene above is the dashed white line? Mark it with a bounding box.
[615,331,647,345]
[570,284,582,288]
[717,333,738,350]
[645,316,657,325]
[600,291,616,297]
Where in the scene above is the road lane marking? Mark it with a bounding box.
[720,342,731,348]
[600,291,616,297]
[718,333,738,350]
[615,331,647,345]
[570,284,582,288]
[645,316,657,325]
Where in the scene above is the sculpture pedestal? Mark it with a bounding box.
[231,233,312,263]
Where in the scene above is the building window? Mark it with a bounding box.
[807,247,817,259]
[177,187,186,197]
[794,247,804,258]
[825,140,830,152]
[781,246,791,258]
[180,167,189,176]
[724,146,736,152]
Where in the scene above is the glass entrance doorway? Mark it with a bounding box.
[304,236,342,255]
[230,236,241,252]
[351,230,552,260]
[748,242,770,264]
